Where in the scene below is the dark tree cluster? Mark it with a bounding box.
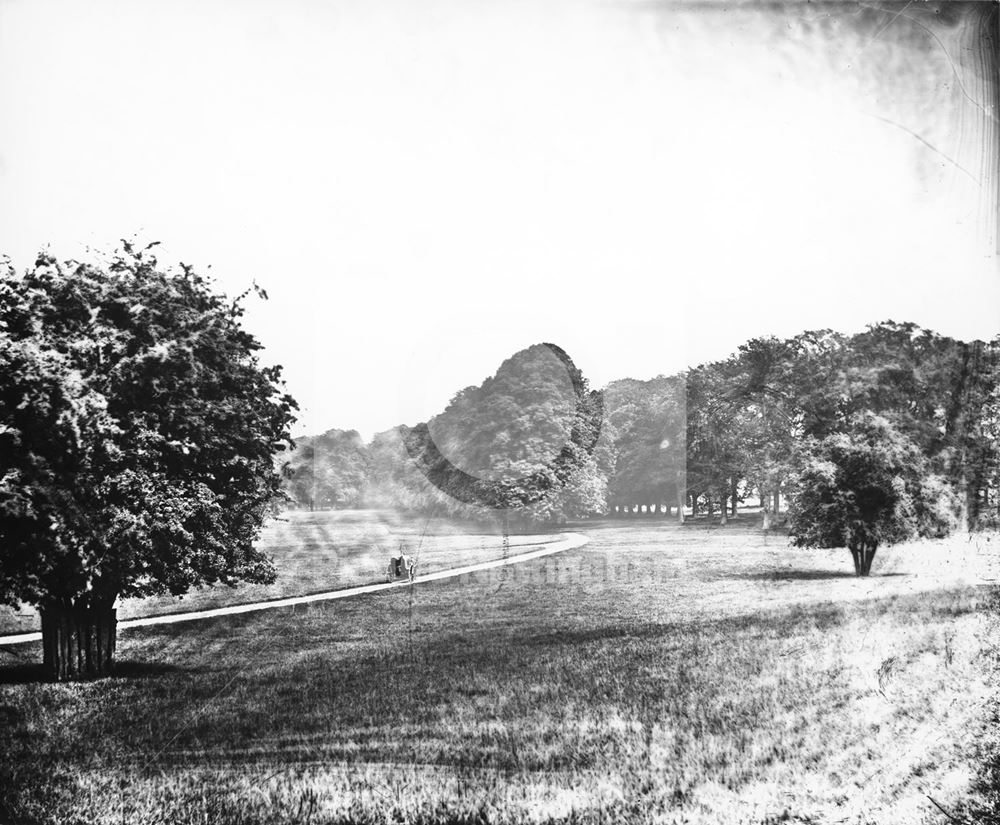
[681,322,998,573]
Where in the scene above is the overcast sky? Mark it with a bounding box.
[1,0,996,439]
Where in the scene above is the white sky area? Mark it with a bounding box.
[0,0,997,439]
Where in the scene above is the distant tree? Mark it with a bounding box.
[526,452,607,522]
[404,343,605,524]
[686,362,748,523]
[364,427,421,510]
[980,348,1000,527]
[727,337,800,525]
[602,376,686,520]
[806,322,999,531]
[0,244,297,679]
[788,414,959,576]
[931,337,1000,530]
[283,445,319,510]
[284,429,369,510]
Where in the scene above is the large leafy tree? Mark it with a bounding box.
[804,322,999,531]
[788,414,959,576]
[0,243,297,679]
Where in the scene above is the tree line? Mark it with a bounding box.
[3,240,997,678]
[284,323,1000,540]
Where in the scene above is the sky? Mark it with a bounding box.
[0,0,997,439]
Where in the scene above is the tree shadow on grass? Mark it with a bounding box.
[0,662,44,684]
[726,570,911,581]
[0,659,185,685]
[112,660,187,679]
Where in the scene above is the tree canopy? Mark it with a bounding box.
[787,413,960,574]
[283,321,1000,548]
[0,243,297,677]
[343,344,606,525]
[282,429,369,510]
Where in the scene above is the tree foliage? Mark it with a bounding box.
[282,429,369,510]
[788,413,959,573]
[283,321,999,550]
[360,344,606,524]
[0,244,298,614]
[675,322,999,537]
[602,376,686,513]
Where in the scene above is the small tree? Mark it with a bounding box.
[0,243,297,679]
[788,414,959,576]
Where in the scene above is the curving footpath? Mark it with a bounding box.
[0,532,589,647]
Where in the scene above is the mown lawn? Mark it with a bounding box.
[1,520,996,824]
[0,510,548,635]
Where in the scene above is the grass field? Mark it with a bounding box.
[1,514,997,824]
[0,510,547,635]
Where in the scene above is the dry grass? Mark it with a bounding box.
[1,515,996,824]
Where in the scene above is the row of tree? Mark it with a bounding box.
[284,344,608,524]
[685,324,1000,535]
[2,244,997,679]
[284,323,1000,544]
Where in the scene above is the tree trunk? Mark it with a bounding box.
[719,491,728,525]
[860,545,877,576]
[849,545,877,577]
[690,492,698,517]
[677,485,685,524]
[943,341,976,532]
[40,600,117,681]
[966,478,980,532]
[772,489,780,515]
[730,477,738,516]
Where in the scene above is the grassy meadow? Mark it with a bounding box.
[0,510,547,635]
[1,514,997,824]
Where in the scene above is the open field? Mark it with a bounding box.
[0,510,547,636]
[1,517,998,824]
